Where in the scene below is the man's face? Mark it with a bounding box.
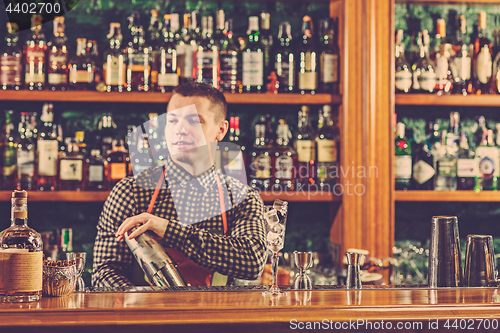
[165,94,224,165]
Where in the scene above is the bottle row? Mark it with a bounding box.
[395,112,500,192]
[0,104,340,192]
[395,11,500,95]
[1,9,339,94]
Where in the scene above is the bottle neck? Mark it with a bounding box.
[11,197,28,227]
[76,41,86,56]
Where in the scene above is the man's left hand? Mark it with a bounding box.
[115,213,169,241]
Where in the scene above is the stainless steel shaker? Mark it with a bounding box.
[124,226,186,287]
[428,216,463,288]
[464,235,496,287]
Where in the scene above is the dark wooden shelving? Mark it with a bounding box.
[395,190,500,202]
[396,94,500,107]
[0,90,341,105]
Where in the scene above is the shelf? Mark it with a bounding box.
[0,190,340,203]
[0,90,341,105]
[395,94,500,107]
[395,190,500,202]
[395,0,498,4]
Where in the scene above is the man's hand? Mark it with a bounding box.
[115,213,169,241]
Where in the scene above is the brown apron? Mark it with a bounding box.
[145,169,228,287]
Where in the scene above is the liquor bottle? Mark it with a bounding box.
[193,16,219,88]
[148,9,163,91]
[447,111,460,147]
[221,116,247,183]
[394,122,412,190]
[95,113,117,157]
[473,11,493,94]
[131,127,153,176]
[106,138,131,189]
[87,40,104,91]
[475,129,499,191]
[433,130,457,191]
[219,18,240,93]
[473,115,488,148]
[0,190,43,303]
[85,149,107,190]
[75,130,88,158]
[1,110,17,190]
[319,18,340,94]
[316,105,340,191]
[260,11,273,87]
[430,18,446,62]
[58,138,86,191]
[298,15,318,94]
[47,16,69,91]
[104,23,126,92]
[412,30,436,93]
[273,119,296,191]
[59,228,73,260]
[456,132,476,191]
[1,23,22,90]
[424,122,441,151]
[395,29,412,94]
[249,115,272,190]
[176,13,194,84]
[295,105,316,190]
[453,15,472,95]
[434,43,454,95]
[274,22,295,93]
[406,31,421,67]
[126,12,151,92]
[36,104,58,191]
[242,16,264,93]
[68,38,95,90]
[16,112,36,191]
[24,15,46,91]
[412,142,434,190]
[157,14,179,93]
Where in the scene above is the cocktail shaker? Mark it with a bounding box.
[124,226,186,287]
[464,235,496,287]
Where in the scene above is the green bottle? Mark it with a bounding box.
[395,122,412,190]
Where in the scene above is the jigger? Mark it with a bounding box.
[293,251,314,290]
[346,252,362,289]
[428,216,463,288]
[464,235,496,287]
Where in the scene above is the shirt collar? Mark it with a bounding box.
[165,158,217,190]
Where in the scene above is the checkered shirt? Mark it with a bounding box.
[92,158,267,288]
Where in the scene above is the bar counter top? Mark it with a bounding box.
[1,287,500,332]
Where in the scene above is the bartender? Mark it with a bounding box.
[92,81,267,288]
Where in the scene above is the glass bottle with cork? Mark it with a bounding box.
[104,23,126,92]
[319,17,340,94]
[47,16,69,91]
[242,16,264,93]
[1,22,22,90]
[24,15,46,91]
[69,38,95,90]
[274,22,295,93]
[0,190,43,303]
[298,15,318,94]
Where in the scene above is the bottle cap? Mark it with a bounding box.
[12,190,28,198]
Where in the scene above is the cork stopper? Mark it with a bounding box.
[479,12,487,30]
[12,190,27,199]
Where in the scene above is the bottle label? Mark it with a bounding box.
[395,155,412,178]
[298,72,317,90]
[0,55,22,85]
[412,159,434,184]
[220,52,238,85]
[158,73,179,87]
[242,51,264,86]
[437,160,457,177]
[69,69,92,83]
[17,150,35,177]
[317,140,337,162]
[49,54,67,64]
[196,51,217,68]
[0,251,43,293]
[275,155,293,179]
[477,45,492,84]
[48,73,67,85]
[2,146,16,176]
[60,159,83,181]
[417,71,437,92]
[296,140,315,163]
[457,158,476,177]
[435,56,452,89]
[395,70,412,91]
[253,154,271,179]
[226,150,244,172]
[89,164,104,182]
[476,147,500,178]
[453,56,471,80]
[128,54,151,74]
[37,140,58,176]
[321,53,338,83]
[176,43,194,79]
[275,56,294,87]
[104,56,126,86]
[110,163,127,180]
[25,45,45,83]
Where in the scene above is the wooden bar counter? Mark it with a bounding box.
[0,287,500,332]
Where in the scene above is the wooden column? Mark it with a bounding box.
[331,0,393,260]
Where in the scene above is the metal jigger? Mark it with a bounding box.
[293,251,313,290]
[346,252,362,289]
[428,216,463,288]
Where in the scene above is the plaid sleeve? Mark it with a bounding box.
[92,178,136,289]
[164,188,267,280]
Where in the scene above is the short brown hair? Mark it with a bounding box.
[171,81,227,123]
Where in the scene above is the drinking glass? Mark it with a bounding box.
[262,199,288,296]
[67,252,87,291]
